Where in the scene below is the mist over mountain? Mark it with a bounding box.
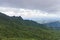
[0,7,60,24]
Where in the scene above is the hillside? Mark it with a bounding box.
[0,12,57,40]
[45,21,60,30]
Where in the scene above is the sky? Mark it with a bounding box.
[0,0,60,23]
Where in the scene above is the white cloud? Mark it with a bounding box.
[0,7,60,23]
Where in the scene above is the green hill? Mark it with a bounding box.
[0,12,57,40]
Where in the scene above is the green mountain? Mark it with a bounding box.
[44,21,60,30]
[0,12,58,40]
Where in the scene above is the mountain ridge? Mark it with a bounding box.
[0,12,57,40]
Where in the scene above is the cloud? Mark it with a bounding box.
[0,7,59,17]
[0,7,60,23]
[0,0,60,14]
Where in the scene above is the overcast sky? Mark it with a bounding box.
[0,0,60,13]
[0,0,60,23]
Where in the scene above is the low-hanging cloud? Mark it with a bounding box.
[0,7,60,23]
[0,7,59,17]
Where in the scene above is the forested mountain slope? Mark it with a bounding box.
[0,12,57,40]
